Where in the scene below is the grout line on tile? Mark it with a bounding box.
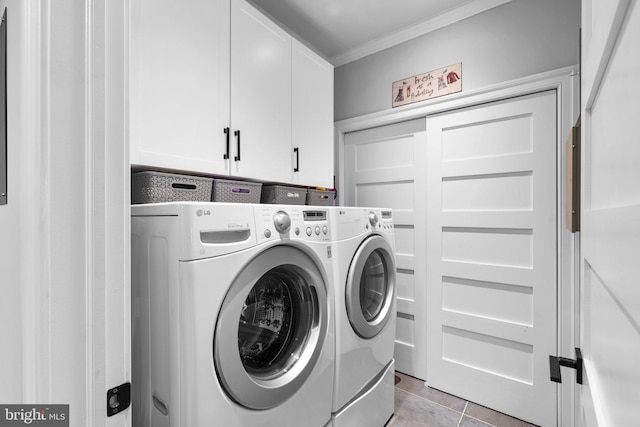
[395,386,464,416]
[464,413,500,427]
[463,402,534,427]
[456,402,468,427]
[461,401,468,415]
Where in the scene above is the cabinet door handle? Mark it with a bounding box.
[223,127,230,160]
[294,147,299,172]
[234,130,241,161]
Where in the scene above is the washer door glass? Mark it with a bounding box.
[346,235,396,339]
[214,245,328,410]
[239,266,314,379]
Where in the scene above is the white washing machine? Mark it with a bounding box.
[329,207,396,427]
[131,202,335,427]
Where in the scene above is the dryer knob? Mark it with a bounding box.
[368,211,379,228]
[273,211,291,234]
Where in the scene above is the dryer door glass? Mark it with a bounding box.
[346,235,396,339]
[238,266,315,379]
[359,249,387,322]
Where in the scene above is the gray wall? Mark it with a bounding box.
[334,0,580,121]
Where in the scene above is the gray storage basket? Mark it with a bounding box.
[212,179,262,204]
[132,171,213,204]
[261,185,307,205]
[306,189,334,206]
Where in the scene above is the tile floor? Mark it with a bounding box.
[387,372,538,427]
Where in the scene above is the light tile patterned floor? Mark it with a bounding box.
[387,372,538,427]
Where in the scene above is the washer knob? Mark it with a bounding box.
[273,211,291,234]
[368,211,379,228]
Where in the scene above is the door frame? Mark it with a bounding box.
[579,0,638,424]
[335,65,580,426]
[15,0,130,424]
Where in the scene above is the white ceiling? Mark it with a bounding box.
[249,0,513,66]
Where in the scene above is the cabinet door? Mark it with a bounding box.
[292,40,334,188]
[130,0,230,174]
[230,0,292,183]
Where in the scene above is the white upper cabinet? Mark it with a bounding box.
[229,0,292,183]
[130,0,334,187]
[130,0,231,173]
[292,40,334,189]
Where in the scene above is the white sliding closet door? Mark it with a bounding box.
[344,119,428,380]
[578,0,640,425]
[426,91,558,426]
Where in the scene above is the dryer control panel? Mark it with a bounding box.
[366,209,394,234]
[378,210,394,230]
[255,205,331,243]
[333,207,394,237]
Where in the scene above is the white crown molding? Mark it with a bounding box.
[330,0,514,67]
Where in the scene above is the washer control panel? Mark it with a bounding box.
[256,206,330,243]
[273,211,292,234]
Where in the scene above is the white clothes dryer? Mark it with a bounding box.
[131,202,334,427]
[329,207,396,427]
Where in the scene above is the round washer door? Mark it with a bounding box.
[346,235,396,339]
[214,245,328,410]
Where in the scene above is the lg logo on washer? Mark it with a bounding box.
[196,209,211,216]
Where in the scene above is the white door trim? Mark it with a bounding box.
[89,1,131,425]
[18,0,130,425]
[579,0,637,425]
[335,65,579,426]
[19,0,48,403]
[582,0,632,110]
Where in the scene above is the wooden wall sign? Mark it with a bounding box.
[392,63,462,108]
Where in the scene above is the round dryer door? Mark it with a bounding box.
[346,234,396,339]
[214,245,328,410]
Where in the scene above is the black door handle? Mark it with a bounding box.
[223,127,230,160]
[549,347,583,384]
[294,147,299,172]
[234,130,241,161]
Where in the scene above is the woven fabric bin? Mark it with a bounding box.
[261,185,307,205]
[306,189,334,206]
[132,171,213,204]
[212,179,262,204]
